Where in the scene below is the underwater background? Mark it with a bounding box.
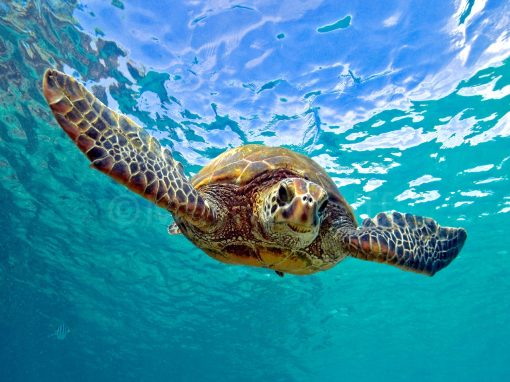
[1,0,509,381]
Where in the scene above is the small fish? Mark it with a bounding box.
[49,323,70,340]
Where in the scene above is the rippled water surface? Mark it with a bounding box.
[1,1,510,381]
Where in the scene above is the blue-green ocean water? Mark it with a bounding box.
[1,1,510,381]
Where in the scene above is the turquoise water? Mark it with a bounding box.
[1,0,509,381]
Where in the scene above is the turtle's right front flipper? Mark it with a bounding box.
[342,212,467,276]
[42,69,216,228]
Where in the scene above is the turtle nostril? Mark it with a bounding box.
[302,194,313,203]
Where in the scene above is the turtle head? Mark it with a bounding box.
[258,178,329,248]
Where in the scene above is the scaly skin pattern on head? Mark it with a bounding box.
[42,69,217,229]
[256,178,328,248]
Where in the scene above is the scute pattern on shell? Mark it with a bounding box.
[192,145,352,211]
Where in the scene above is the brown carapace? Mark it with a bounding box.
[42,69,467,277]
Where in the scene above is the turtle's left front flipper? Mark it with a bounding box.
[42,69,216,228]
[342,212,467,276]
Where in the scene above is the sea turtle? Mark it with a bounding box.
[42,69,467,277]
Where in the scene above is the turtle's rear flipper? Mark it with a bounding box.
[42,69,216,228]
[167,222,182,235]
[344,212,467,276]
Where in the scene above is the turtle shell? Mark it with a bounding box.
[192,144,352,213]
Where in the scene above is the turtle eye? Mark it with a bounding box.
[318,199,328,214]
[277,184,292,204]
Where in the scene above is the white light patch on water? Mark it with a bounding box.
[312,154,354,174]
[62,63,83,80]
[363,179,385,192]
[137,91,164,119]
[172,141,209,166]
[360,84,407,108]
[497,155,510,169]
[391,115,408,122]
[319,107,362,134]
[418,0,506,98]
[196,125,244,148]
[452,0,488,65]
[383,12,400,27]
[191,14,283,62]
[332,177,361,187]
[409,175,442,187]
[342,126,435,151]
[474,177,506,184]
[350,195,370,210]
[484,28,510,62]
[345,132,368,141]
[352,161,400,174]
[309,61,345,73]
[460,190,491,197]
[479,113,498,122]
[435,113,476,148]
[395,189,441,204]
[257,117,312,146]
[371,120,385,128]
[457,75,510,100]
[117,56,137,85]
[463,164,494,173]
[390,112,423,124]
[406,1,509,103]
[245,48,274,70]
[454,201,474,207]
[468,112,510,146]
[497,207,510,214]
[167,122,242,166]
[456,0,488,26]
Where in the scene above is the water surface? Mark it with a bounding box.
[1,1,509,381]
